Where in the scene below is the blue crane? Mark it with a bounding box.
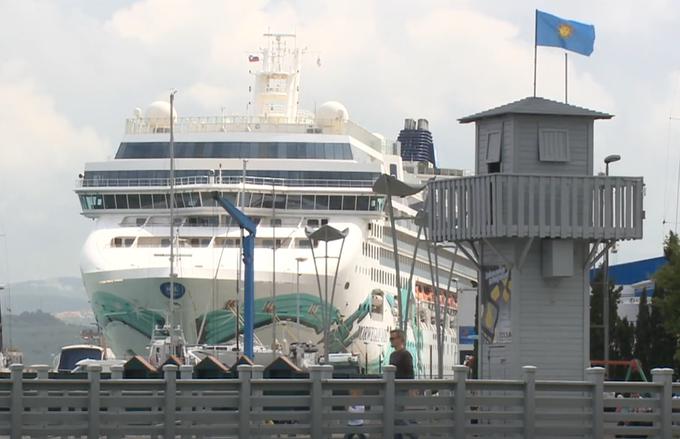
[212,192,257,359]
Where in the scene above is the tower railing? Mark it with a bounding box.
[427,174,644,242]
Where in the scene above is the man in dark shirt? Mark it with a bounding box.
[389,329,414,379]
[389,329,416,438]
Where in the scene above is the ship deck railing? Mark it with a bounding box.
[76,175,376,189]
[124,116,385,152]
[2,364,676,438]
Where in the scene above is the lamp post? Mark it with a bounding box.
[295,256,307,342]
[305,224,349,362]
[371,174,425,333]
[603,154,621,371]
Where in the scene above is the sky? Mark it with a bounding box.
[0,0,679,282]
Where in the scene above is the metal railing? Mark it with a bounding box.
[428,174,645,242]
[2,363,677,438]
[76,175,376,189]
[124,116,385,152]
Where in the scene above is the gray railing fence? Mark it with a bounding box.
[2,363,679,438]
[428,174,644,242]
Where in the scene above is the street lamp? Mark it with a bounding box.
[602,154,621,372]
[305,224,349,362]
[295,257,307,342]
[372,173,425,333]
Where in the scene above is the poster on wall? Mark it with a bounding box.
[481,265,512,344]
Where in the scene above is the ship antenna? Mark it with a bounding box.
[168,89,178,353]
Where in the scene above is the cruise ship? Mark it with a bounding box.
[75,34,477,376]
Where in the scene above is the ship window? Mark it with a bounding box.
[329,196,342,210]
[274,194,286,209]
[262,193,273,208]
[104,195,116,209]
[114,194,127,209]
[152,194,167,209]
[270,218,282,226]
[128,194,141,209]
[174,193,186,208]
[321,218,329,225]
[306,219,319,227]
[160,238,171,247]
[342,196,356,211]
[140,194,153,209]
[356,196,369,211]
[215,237,241,247]
[315,196,329,210]
[302,195,315,210]
[250,193,263,208]
[296,239,318,248]
[287,195,302,209]
[183,192,200,208]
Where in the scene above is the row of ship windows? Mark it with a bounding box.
[111,236,320,249]
[115,141,354,160]
[80,192,385,212]
[121,215,329,228]
[362,241,455,282]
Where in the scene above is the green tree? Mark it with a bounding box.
[648,287,677,372]
[590,267,623,362]
[655,232,680,364]
[634,289,651,369]
[613,317,635,361]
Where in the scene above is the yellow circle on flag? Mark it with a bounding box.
[558,23,573,38]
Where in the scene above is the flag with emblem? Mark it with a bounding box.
[535,10,595,56]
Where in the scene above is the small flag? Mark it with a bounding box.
[248,55,260,62]
[536,10,595,56]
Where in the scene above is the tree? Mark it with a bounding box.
[654,232,680,363]
[648,287,677,372]
[590,266,623,362]
[612,317,634,361]
[634,289,651,369]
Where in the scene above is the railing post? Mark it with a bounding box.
[310,365,332,438]
[383,365,396,438]
[251,365,264,439]
[164,364,178,438]
[10,364,23,439]
[33,364,50,433]
[179,364,193,380]
[238,365,252,438]
[87,364,102,439]
[523,366,537,439]
[109,365,123,439]
[653,368,674,439]
[33,364,50,380]
[453,365,468,438]
[586,367,605,439]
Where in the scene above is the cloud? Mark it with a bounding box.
[0,74,107,281]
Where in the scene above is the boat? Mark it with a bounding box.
[75,33,477,376]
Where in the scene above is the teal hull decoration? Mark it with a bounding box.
[92,291,165,337]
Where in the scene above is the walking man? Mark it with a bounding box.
[389,329,416,438]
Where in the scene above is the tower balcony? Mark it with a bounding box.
[427,174,644,242]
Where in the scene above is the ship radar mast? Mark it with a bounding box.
[251,33,306,123]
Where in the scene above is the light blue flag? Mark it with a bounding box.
[536,10,595,56]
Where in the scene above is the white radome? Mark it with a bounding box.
[145,100,178,121]
[317,101,349,122]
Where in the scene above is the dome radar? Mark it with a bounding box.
[144,100,178,132]
[317,101,349,123]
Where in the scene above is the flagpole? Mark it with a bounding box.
[533,9,538,97]
[564,52,568,103]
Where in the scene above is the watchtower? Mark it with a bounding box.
[427,97,644,380]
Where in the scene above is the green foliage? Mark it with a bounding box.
[654,231,680,365]
[634,289,650,369]
[589,267,623,364]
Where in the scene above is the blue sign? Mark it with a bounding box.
[459,326,478,345]
[160,282,186,299]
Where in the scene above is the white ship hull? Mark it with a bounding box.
[81,215,460,375]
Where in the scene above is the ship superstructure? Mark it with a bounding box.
[75,34,476,375]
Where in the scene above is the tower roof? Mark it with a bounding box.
[459,96,613,123]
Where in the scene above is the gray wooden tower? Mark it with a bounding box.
[427,97,644,380]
